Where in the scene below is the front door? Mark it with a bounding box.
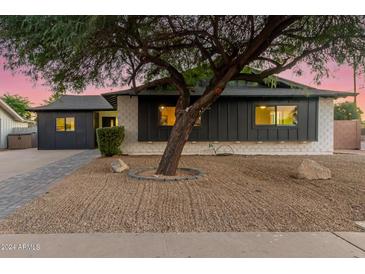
[102,117,116,127]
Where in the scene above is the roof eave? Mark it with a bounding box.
[28,108,114,112]
[0,98,26,122]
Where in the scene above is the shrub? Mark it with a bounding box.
[96,126,125,156]
[334,102,363,120]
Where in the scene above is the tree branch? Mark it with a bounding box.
[257,44,330,77]
[132,77,173,94]
[233,44,330,83]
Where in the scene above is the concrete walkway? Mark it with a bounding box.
[0,232,364,258]
[0,150,100,219]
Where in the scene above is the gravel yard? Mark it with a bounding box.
[0,154,364,233]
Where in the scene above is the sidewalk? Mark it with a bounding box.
[0,232,364,258]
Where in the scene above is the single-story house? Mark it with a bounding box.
[0,98,29,149]
[30,77,353,154]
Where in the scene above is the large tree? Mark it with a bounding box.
[1,93,31,119]
[1,16,365,175]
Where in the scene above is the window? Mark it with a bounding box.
[255,105,297,126]
[56,118,65,132]
[159,106,176,126]
[255,106,276,125]
[276,106,297,126]
[56,117,75,132]
[158,105,201,127]
[65,117,75,131]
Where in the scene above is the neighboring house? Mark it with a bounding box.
[0,98,29,149]
[28,95,117,149]
[30,77,353,154]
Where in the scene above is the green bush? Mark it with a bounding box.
[96,126,125,156]
[334,102,363,120]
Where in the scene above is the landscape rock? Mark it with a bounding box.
[294,159,331,180]
[111,159,129,173]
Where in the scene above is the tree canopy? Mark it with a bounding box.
[334,102,363,120]
[1,16,365,175]
[0,93,31,119]
[1,16,365,94]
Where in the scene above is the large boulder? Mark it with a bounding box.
[111,159,129,173]
[294,159,331,180]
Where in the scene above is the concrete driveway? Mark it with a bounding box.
[0,149,100,219]
[0,148,86,181]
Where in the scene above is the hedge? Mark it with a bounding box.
[96,126,125,156]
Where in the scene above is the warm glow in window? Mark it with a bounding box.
[195,115,202,126]
[255,106,276,125]
[255,105,298,126]
[277,106,297,126]
[56,117,75,132]
[159,106,176,126]
[159,105,201,127]
[65,117,75,131]
[56,118,65,132]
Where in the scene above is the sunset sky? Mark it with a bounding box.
[0,58,364,117]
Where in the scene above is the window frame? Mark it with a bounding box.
[55,117,76,132]
[157,104,202,128]
[253,103,298,128]
[158,105,176,127]
[56,117,66,132]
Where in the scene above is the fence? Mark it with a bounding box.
[334,120,361,150]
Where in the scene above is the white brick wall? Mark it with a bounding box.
[118,96,334,155]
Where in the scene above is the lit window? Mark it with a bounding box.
[56,118,65,132]
[195,115,202,126]
[277,106,297,126]
[255,105,298,126]
[159,106,176,126]
[56,117,75,132]
[158,105,201,127]
[65,117,75,131]
[255,106,276,125]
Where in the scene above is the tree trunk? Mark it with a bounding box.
[156,109,198,176]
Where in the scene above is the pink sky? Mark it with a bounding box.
[0,58,364,116]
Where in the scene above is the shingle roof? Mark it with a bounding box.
[106,86,353,98]
[28,95,114,111]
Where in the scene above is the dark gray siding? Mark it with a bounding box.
[138,96,318,142]
[37,111,95,149]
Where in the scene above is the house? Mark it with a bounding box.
[28,95,117,149]
[0,98,29,149]
[30,77,353,154]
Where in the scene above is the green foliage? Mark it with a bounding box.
[0,93,31,119]
[43,92,62,105]
[183,64,213,87]
[262,76,278,88]
[1,16,365,94]
[334,102,363,120]
[96,126,125,157]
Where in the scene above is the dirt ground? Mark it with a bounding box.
[0,154,364,233]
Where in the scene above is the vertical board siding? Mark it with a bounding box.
[37,111,95,149]
[307,99,318,140]
[0,108,28,148]
[138,96,319,142]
